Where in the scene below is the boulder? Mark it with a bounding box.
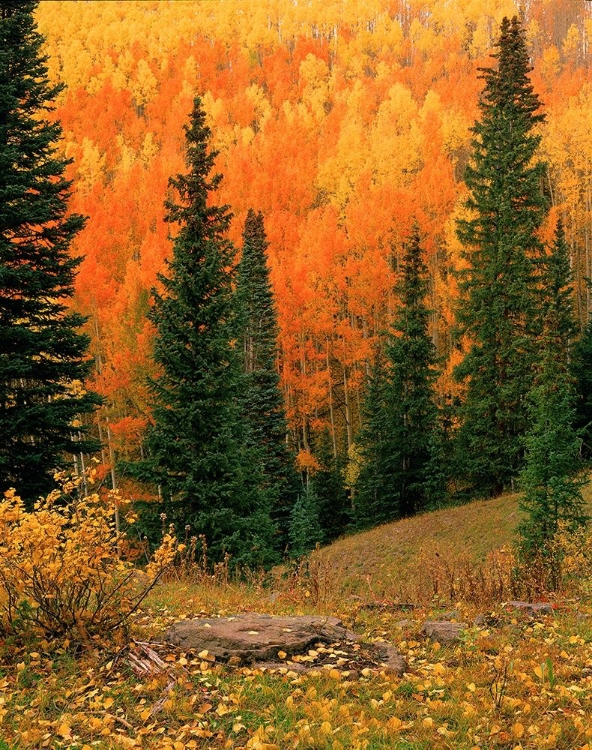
[372,642,407,676]
[504,601,554,616]
[163,612,407,677]
[164,613,359,664]
[421,620,467,644]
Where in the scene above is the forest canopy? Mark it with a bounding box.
[31,0,592,492]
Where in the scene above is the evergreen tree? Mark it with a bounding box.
[543,219,577,345]
[454,16,548,496]
[518,309,588,562]
[354,349,390,527]
[571,319,592,458]
[356,226,443,526]
[288,485,323,557]
[559,219,592,459]
[237,209,300,549]
[142,97,277,567]
[0,1,100,503]
[310,429,351,543]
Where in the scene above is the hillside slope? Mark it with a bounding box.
[309,483,592,602]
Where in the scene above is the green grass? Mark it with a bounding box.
[316,492,521,573]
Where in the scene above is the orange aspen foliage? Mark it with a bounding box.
[33,0,592,463]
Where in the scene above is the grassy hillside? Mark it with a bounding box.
[312,493,523,600]
[296,483,590,605]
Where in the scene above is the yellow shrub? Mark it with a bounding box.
[0,482,178,645]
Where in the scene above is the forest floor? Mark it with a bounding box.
[0,490,591,749]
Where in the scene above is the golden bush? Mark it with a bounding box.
[0,478,179,645]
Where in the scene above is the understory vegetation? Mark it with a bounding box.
[0,481,589,748]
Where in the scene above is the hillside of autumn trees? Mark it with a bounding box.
[35,0,592,482]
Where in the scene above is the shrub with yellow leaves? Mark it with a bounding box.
[549,521,592,590]
[0,480,180,645]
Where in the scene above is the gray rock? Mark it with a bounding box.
[163,612,407,677]
[163,613,359,664]
[505,601,554,616]
[421,620,467,644]
[373,642,407,676]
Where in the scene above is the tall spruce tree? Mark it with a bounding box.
[563,219,592,458]
[354,349,390,526]
[289,484,323,557]
[309,429,351,543]
[356,226,443,526]
[237,209,300,550]
[519,218,587,561]
[143,98,277,567]
[571,319,592,458]
[518,309,588,563]
[0,1,100,503]
[543,219,577,345]
[454,16,547,496]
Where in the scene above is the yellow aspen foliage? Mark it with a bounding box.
[132,59,158,108]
